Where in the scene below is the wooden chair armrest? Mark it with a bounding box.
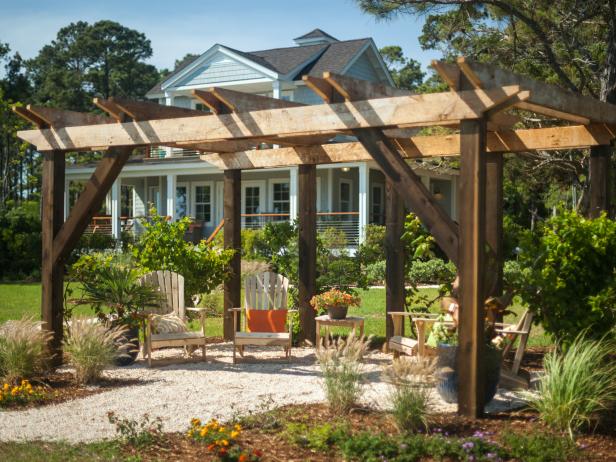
[187,307,208,312]
[229,307,244,312]
[389,311,414,317]
[287,309,299,313]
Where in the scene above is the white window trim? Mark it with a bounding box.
[269,178,291,216]
[241,180,266,215]
[148,185,161,214]
[215,181,224,224]
[176,182,189,219]
[371,182,384,223]
[339,178,353,212]
[191,181,214,225]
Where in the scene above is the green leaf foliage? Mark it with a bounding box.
[514,211,616,344]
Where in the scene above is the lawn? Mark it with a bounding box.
[0,284,551,347]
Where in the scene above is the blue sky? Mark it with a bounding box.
[0,0,441,73]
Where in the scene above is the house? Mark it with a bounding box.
[66,29,458,246]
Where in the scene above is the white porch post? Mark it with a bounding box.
[111,179,121,240]
[164,93,174,158]
[166,174,176,221]
[63,178,70,221]
[358,162,369,244]
[289,166,298,221]
[272,81,281,149]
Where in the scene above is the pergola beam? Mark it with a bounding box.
[17,86,524,152]
[201,124,616,169]
[13,105,114,128]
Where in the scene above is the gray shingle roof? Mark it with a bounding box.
[294,29,338,41]
[146,35,375,97]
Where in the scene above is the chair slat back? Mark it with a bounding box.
[244,272,289,310]
[139,270,185,319]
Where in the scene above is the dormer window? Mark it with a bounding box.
[294,29,338,46]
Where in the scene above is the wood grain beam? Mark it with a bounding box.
[201,124,616,169]
[223,170,241,341]
[18,86,523,152]
[205,87,304,112]
[105,97,205,121]
[193,89,229,115]
[13,105,114,128]
[298,164,317,344]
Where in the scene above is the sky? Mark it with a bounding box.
[0,0,441,74]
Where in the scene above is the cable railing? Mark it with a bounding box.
[146,146,200,159]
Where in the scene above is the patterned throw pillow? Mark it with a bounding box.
[150,314,188,334]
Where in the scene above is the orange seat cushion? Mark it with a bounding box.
[246,309,287,333]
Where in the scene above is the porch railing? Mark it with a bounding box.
[84,216,133,235]
[146,147,200,159]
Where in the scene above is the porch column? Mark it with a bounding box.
[164,94,174,158]
[589,145,612,218]
[485,156,504,306]
[41,150,65,365]
[110,179,121,240]
[223,170,241,340]
[289,166,298,221]
[458,117,488,418]
[385,178,406,340]
[358,162,369,243]
[298,164,317,344]
[166,174,176,221]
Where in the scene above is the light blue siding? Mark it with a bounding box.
[175,53,266,87]
[173,96,192,108]
[346,51,379,82]
[293,86,323,105]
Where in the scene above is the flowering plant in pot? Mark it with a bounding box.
[310,288,360,320]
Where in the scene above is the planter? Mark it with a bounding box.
[327,305,348,320]
[113,325,140,366]
[435,344,502,404]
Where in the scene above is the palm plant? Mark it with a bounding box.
[79,265,161,328]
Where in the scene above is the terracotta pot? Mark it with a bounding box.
[327,305,348,320]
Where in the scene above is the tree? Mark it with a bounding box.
[28,20,160,110]
[356,0,616,221]
[380,45,425,90]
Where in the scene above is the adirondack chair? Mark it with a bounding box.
[139,271,207,367]
[495,309,534,389]
[230,272,297,363]
[388,311,454,358]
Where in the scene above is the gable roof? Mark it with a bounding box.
[146,33,391,97]
[294,28,338,41]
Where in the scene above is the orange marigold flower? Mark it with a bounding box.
[253,449,263,457]
[238,454,248,462]
[207,443,216,451]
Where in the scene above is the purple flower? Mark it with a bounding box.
[434,427,442,433]
[486,453,498,460]
[462,441,475,451]
[469,456,475,462]
[445,431,450,436]
[473,431,485,439]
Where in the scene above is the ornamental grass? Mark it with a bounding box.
[64,318,127,384]
[0,317,51,383]
[529,333,616,439]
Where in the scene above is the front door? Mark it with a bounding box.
[242,181,266,227]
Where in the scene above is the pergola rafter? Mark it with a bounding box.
[14,58,616,419]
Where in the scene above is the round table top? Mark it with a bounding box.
[315,315,364,323]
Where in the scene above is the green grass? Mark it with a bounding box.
[0,284,551,347]
[0,441,123,462]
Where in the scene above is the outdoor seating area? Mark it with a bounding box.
[2,10,616,458]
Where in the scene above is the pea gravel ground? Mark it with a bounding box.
[0,344,529,442]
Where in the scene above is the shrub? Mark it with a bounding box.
[514,210,616,344]
[0,201,41,280]
[241,228,264,261]
[365,260,386,285]
[131,211,235,302]
[0,379,47,407]
[108,412,164,448]
[502,431,578,462]
[315,335,370,413]
[64,318,128,384]
[284,422,347,452]
[357,224,386,267]
[0,317,51,382]
[384,358,434,433]
[408,259,456,285]
[529,334,616,438]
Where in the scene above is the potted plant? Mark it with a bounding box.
[431,298,509,404]
[310,288,360,320]
[79,265,161,366]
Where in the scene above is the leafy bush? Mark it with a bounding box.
[514,211,616,344]
[0,317,51,382]
[408,259,456,285]
[502,431,578,462]
[530,334,616,438]
[384,358,434,433]
[357,224,386,267]
[315,335,370,413]
[64,318,129,384]
[131,211,235,302]
[365,260,386,285]
[108,412,164,448]
[0,201,41,280]
[241,228,264,261]
[284,422,347,452]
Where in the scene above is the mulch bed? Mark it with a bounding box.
[121,403,616,461]
[0,372,141,411]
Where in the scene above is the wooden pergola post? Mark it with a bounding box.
[485,155,504,306]
[589,145,612,218]
[298,164,317,344]
[385,178,406,340]
[223,169,241,340]
[457,117,488,418]
[41,150,65,365]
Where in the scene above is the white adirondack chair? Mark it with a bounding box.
[140,271,207,367]
[231,272,296,363]
[495,309,534,389]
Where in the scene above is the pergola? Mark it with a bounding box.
[15,57,614,418]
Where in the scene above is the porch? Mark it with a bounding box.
[67,159,457,246]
